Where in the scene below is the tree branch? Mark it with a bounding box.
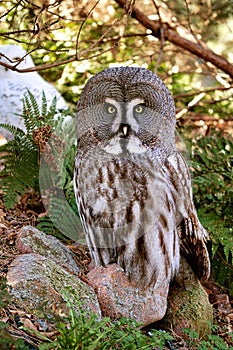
[115,0,233,79]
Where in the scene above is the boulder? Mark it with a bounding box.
[16,226,80,274]
[157,257,213,338]
[87,259,213,338]
[87,263,168,325]
[7,253,101,319]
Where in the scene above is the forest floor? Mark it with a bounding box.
[0,189,232,349]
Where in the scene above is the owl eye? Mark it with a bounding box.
[105,104,117,115]
[134,104,145,114]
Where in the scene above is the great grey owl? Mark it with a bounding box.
[0,44,67,140]
[74,67,210,292]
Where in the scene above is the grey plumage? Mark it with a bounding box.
[74,66,210,292]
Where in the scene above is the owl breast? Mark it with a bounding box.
[74,143,180,288]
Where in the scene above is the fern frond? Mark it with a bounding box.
[186,129,233,293]
[48,96,57,116]
[41,91,48,117]
[26,89,40,119]
[0,123,25,137]
[0,90,77,248]
[36,215,70,241]
[23,92,41,133]
[47,194,82,241]
[0,91,62,209]
[0,131,39,209]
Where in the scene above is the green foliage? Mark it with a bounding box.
[0,278,11,309]
[191,131,233,256]
[0,90,81,241]
[183,327,232,350]
[185,129,233,295]
[38,290,173,350]
[167,0,233,41]
[37,108,81,241]
[0,91,58,209]
[1,0,233,116]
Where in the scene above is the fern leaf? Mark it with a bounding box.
[41,91,48,117]
[48,96,57,118]
[47,194,82,241]
[23,97,37,133]
[0,90,75,232]
[0,123,25,136]
[26,89,40,119]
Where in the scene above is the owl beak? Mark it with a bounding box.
[120,124,129,137]
[123,126,128,135]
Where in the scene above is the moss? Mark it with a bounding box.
[7,253,101,320]
[157,257,213,339]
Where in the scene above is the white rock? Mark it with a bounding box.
[0,44,68,140]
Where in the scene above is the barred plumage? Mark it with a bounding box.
[74,67,210,292]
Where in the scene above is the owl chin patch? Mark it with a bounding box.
[103,134,147,155]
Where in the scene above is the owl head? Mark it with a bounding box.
[0,44,35,78]
[77,67,176,156]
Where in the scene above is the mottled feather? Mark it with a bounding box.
[74,66,210,291]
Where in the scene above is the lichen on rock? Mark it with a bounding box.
[7,248,101,319]
[16,226,80,274]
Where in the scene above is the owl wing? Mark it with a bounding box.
[177,205,211,281]
[167,151,210,281]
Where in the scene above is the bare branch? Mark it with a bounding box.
[183,0,202,45]
[0,0,22,20]
[152,0,165,71]
[173,85,233,99]
[115,0,233,79]
[75,0,101,57]
[0,0,129,73]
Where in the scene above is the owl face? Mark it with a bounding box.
[77,67,176,156]
[0,44,35,78]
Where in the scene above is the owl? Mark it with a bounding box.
[74,67,210,293]
[0,44,68,140]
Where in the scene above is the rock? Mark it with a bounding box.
[157,257,213,338]
[87,259,213,338]
[7,253,101,319]
[87,263,168,325]
[16,226,80,274]
[10,225,212,338]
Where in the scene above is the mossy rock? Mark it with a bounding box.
[7,253,101,320]
[157,257,213,338]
